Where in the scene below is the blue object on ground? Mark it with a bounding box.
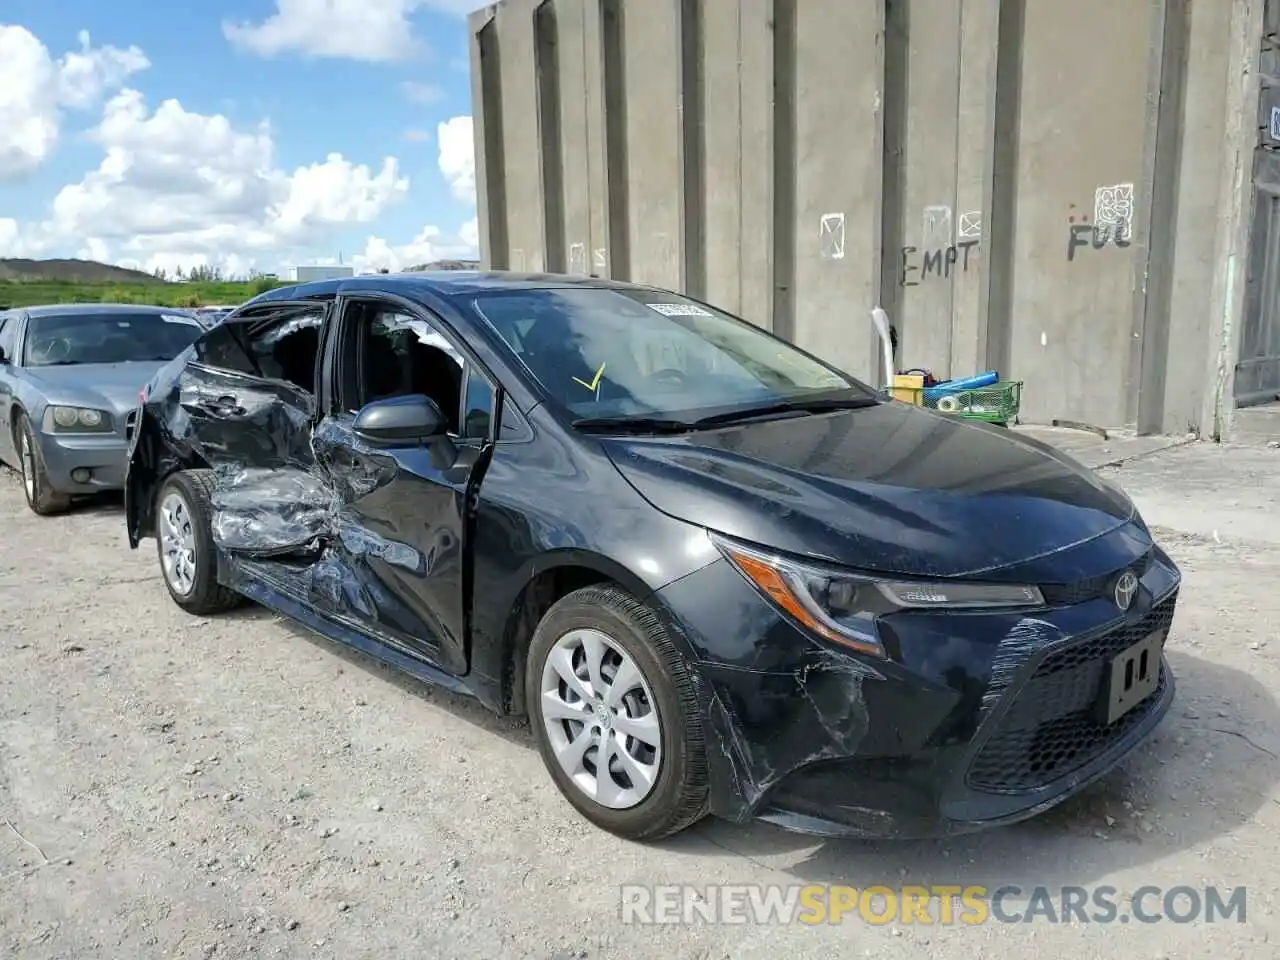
[924,370,999,401]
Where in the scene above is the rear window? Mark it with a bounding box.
[24,311,205,367]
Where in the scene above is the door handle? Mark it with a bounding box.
[198,395,245,416]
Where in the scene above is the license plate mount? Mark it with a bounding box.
[1100,630,1165,725]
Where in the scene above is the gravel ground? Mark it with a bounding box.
[1,440,1278,960]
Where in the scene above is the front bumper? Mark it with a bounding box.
[652,542,1181,840]
[37,427,132,493]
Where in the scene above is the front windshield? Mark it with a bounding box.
[24,311,205,367]
[468,288,877,421]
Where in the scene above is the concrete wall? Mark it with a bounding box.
[468,0,1264,436]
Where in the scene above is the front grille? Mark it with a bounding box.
[966,593,1177,794]
[124,409,138,441]
[1040,550,1153,606]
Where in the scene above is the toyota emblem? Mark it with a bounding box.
[1113,570,1139,611]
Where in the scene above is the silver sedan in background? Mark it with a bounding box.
[0,303,208,515]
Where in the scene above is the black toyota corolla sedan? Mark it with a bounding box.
[123,272,1179,842]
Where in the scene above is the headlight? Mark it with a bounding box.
[43,406,113,433]
[712,534,1044,657]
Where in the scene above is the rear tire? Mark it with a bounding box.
[155,469,245,615]
[526,584,709,841]
[16,413,71,516]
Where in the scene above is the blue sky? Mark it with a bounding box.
[0,0,483,275]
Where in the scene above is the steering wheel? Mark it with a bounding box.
[31,338,72,363]
[649,368,688,387]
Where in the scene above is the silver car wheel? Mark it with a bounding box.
[159,491,197,596]
[539,627,663,810]
[17,430,34,502]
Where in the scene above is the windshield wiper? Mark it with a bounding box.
[571,416,696,434]
[691,396,880,427]
[572,397,879,434]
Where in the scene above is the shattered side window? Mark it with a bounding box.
[195,306,325,395]
[358,306,465,433]
[377,311,465,367]
[195,323,258,376]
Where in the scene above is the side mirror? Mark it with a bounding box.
[353,394,449,448]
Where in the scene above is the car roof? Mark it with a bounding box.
[251,271,658,305]
[23,303,195,318]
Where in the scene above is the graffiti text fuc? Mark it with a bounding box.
[1066,223,1131,261]
[900,241,980,286]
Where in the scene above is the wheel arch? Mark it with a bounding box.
[490,549,698,718]
[9,400,32,445]
[127,415,212,545]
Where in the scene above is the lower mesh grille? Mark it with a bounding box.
[966,593,1177,794]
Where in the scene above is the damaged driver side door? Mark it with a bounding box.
[307,296,495,677]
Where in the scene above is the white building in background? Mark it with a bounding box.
[288,265,354,282]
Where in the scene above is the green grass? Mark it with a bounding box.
[0,277,289,310]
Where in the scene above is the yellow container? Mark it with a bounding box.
[890,373,925,405]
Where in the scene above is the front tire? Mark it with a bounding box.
[155,469,244,615]
[16,413,71,516]
[526,584,709,841]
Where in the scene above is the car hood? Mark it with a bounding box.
[23,361,168,415]
[599,402,1142,579]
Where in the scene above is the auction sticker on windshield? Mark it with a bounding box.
[646,302,713,317]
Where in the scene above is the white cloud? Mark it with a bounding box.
[3,26,482,278]
[352,218,479,273]
[0,25,148,180]
[0,218,24,257]
[223,0,488,62]
[459,215,479,251]
[437,115,475,203]
[11,87,409,274]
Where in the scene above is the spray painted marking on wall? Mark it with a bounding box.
[819,213,845,260]
[1093,183,1134,242]
[1066,183,1135,260]
[1270,106,1280,141]
[958,211,982,239]
[900,241,980,286]
[593,248,608,270]
[922,206,953,246]
[568,242,587,275]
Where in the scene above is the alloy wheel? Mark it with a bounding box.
[159,491,198,596]
[539,628,663,810]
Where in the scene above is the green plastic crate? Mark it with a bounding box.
[889,380,1023,425]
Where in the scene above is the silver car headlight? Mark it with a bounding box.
[43,406,114,433]
[712,533,1044,657]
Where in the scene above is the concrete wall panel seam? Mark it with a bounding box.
[1201,0,1265,440]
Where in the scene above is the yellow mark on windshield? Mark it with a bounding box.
[572,361,607,393]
